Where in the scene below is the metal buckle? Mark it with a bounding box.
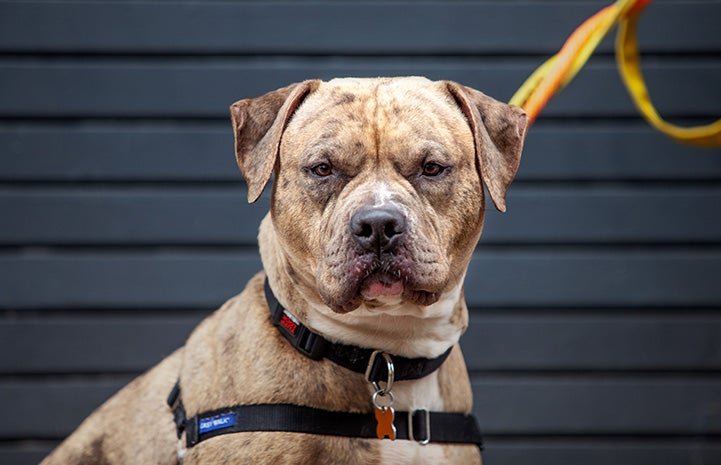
[365,350,394,395]
[408,409,430,445]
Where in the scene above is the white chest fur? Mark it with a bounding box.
[373,371,448,464]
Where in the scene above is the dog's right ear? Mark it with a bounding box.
[230,80,321,203]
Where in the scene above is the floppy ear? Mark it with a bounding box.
[445,82,528,212]
[230,80,321,203]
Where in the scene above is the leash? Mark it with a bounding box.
[166,280,484,450]
[510,0,721,147]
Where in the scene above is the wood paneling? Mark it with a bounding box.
[2,1,720,463]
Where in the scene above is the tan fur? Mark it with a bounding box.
[41,77,526,465]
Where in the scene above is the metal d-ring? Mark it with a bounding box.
[372,389,395,411]
[365,350,395,395]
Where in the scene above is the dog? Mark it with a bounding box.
[40,77,527,465]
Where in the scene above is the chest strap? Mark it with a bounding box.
[265,278,452,384]
[167,382,483,449]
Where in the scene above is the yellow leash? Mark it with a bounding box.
[510,0,721,148]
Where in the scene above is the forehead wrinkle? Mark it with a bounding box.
[371,80,383,163]
[302,139,340,160]
[380,90,472,164]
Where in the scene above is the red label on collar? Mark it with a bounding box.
[280,312,298,335]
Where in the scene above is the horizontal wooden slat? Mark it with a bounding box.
[0,318,199,374]
[3,377,720,437]
[0,125,235,181]
[462,314,721,371]
[1,60,719,118]
[1,251,720,309]
[484,187,721,244]
[472,377,721,434]
[2,124,720,182]
[0,380,128,439]
[3,440,721,465]
[0,188,267,245]
[0,444,54,465]
[520,125,721,181]
[465,250,721,308]
[0,252,263,309]
[3,187,719,245]
[0,2,717,55]
[482,439,721,465]
[3,314,720,374]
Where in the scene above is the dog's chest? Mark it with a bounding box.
[375,372,447,464]
[380,442,448,464]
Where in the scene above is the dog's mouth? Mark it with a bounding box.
[356,267,441,310]
[360,272,405,300]
[322,274,443,313]
[318,239,448,313]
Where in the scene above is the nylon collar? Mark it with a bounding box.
[264,278,453,384]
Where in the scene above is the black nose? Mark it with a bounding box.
[351,207,406,252]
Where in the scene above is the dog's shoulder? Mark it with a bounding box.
[183,271,268,354]
[178,270,370,414]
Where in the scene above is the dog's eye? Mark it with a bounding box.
[421,162,445,177]
[310,163,333,177]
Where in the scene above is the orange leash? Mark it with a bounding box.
[520,4,615,123]
[510,0,720,147]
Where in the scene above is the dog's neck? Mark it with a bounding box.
[259,215,468,359]
[304,284,467,358]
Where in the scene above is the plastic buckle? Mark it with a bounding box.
[295,325,327,360]
[166,381,181,409]
[409,409,430,445]
[272,304,326,360]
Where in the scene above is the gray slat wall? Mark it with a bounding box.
[1,1,721,464]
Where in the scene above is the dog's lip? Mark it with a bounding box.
[359,273,404,299]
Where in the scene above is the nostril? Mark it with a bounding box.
[351,215,372,238]
[351,207,407,251]
[359,223,373,238]
[384,222,401,239]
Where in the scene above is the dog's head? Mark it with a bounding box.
[231,77,527,314]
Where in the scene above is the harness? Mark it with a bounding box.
[167,279,484,450]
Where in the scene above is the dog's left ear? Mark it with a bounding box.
[230,80,321,203]
[445,82,528,212]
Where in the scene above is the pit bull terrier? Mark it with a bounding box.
[40,77,527,465]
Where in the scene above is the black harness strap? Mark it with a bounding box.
[265,278,452,383]
[167,382,483,449]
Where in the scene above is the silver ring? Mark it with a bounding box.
[372,389,395,410]
[365,350,395,395]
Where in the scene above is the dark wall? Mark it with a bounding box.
[1,1,721,464]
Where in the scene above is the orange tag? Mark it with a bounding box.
[374,406,396,440]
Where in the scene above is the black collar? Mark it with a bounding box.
[265,278,453,384]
